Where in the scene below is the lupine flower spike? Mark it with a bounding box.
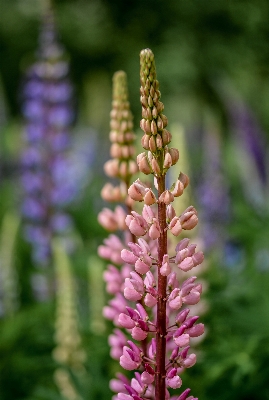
[114,49,204,400]
[98,72,144,381]
[20,8,75,266]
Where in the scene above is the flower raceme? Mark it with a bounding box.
[111,49,205,400]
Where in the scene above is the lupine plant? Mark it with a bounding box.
[99,50,205,400]
[20,9,75,266]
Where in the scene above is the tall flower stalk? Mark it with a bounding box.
[97,70,139,368]
[113,49,204,400]
[20,8,75,266]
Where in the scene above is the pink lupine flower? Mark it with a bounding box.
[166,368,182,389]
[148,218,161,240]
[183,353,197,368]
[110,373,130,393]
[120,345,142,371]
[160,254,171,276]
[166,204,176,222]
[118,313,136,329]
[168,288,183,310]
[179,206,199,230]
[131,327,148,341]
[125,212,148,236]
[144,189,157,205]
[109,329,127,359]
[144,293,157,307]
[168,217,182,236]
[121,249,139,265]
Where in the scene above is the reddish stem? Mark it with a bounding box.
[155,175,167,400]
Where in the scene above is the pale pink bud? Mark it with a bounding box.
[180,206,198,230]
[151,120,157,135]
[141,134,150,150]
[182,291,201,305]
[183,353,197,368]
[144,271,155,288]
[104,159,119,177]
[192,251,204,266]
[98,208,118,231]
[167,375,182,389]
[178,171,189,188]
[171,179,184,197]
[174,333,190,347]
[142,205,155,223]
[136,303,148,320]
[137,153,151,175]
[160,254,171,276]
[148,219,161,240]
[177,389,192,400]
[169,148,179,165]
[137,238,151,255]
[175,248,190,264]
[131,327,148,341]
[141,371,154,385]
[151,158,161,175]
[186,323,204,337]
[156,133,163,149]
[128,181,145,201]
[120,347,141,370]
[101,183,122,202]
[168,272,178,288]
[159,190,174,205]
[144,189,157,205]
[169,217,182,236]
[124,287,142,301]
[168,289,182,310]
[121,249,138,265]
[144,293,157,307]
[163,152,172,169]
[162,128,171,145]
[175,238,190,252]
[178,257,195,272]
[149,136,157,152]
[175,308,190,325]
[125,212,148,237]
[166,204,176,222]
[135,259,151,274]
[118,313,136,329]
[118,393,133,400]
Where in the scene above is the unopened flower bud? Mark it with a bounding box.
[151,158,161,175]
[180,207,198,230]
[168,217,182,236]
[163,153,172,169]
[137,153,151,175]
[159,190,174,205]
[151,120,157,135]
[144,189,157,205]
[166,204,176,222]
[104,159,119,177]
[149,136,157,152]
[169,148,179,165]
[141,134,150,150]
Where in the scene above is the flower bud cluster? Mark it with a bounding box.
[102,71,138,196]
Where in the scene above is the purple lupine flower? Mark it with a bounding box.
[20,9,75,266]
[195,127,230,252]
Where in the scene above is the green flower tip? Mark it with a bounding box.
[113,70,128,102]
[140,48,156,85]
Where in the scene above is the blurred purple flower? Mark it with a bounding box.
[20,10,76,266]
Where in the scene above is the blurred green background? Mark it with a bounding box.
[0,0,269,399]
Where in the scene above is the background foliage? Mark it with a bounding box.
[0,0,269,399]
